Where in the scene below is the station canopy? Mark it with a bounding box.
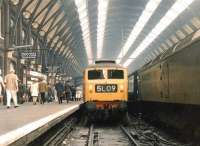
[17,0,200,73]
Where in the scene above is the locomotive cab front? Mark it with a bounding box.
[83,63,128,112]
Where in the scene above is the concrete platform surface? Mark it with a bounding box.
[0,101,81,145]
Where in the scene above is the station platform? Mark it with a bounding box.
[0,101,82,146]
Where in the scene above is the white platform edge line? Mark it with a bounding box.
[0,104,79,146]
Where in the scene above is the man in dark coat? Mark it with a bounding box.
[55,81,64,104]
[71,86,76,101]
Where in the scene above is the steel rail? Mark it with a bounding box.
[43,118,76,146]
[120,126,140,146]
[87,124,94,146]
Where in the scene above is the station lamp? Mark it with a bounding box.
[10,0,19,5]
[53,36,59,43]
[23,11,31,19]
[32,22,39,29]
[39,30,45,36]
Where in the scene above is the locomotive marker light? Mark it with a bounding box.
[119,85,124,92]
[89,85,93,93]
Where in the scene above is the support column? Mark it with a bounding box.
[16,2,23,79]
[3,0,10,76]
[41,40,47,74]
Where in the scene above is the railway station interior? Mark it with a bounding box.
[0,0,200,145]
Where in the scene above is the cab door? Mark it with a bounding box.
[160,62,169,99]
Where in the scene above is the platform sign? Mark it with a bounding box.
[21,52,37,59]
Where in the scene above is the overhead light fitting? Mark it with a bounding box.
[97,0,109,59]
[32,22,39,29]
[74,0,93,64]
[116,0,162,64]
[11,0,19,5]
[39,30,45,36]
[23,11,31,19]
[123,0,195,67]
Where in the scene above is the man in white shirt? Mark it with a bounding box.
[4,68,19,108]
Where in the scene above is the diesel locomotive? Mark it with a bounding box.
[83,60,128,114]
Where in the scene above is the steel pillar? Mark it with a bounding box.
[16,0,23,79]
[3,0,10,76]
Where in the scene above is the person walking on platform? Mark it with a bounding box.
[64,84,69,103]
[53,85,58,102]
[4,68,19,108]
[55,81,64,104]
[47,84,53,102]
[30,80,39,105]
[39,79,47,104]
[71,86,76,101]
[0,72,5,104]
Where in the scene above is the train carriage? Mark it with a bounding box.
[128,29,200,140]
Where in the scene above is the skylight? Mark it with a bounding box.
[74,0,93,64]
[123,0,195,67]
[116,0,162,64]
[97,0,109,59]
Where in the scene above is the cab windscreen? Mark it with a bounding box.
[108,70,124,79]
[88,70,104,80]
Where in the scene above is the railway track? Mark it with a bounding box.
[120,126,139,146]
[60,117,186,146]
[31,114,188,146]
[71,124,182,146]
[119,115,188,146]
[120,125,185,146]
[87,124,100,146]
[43,118,76,146]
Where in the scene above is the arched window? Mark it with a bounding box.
[31,37,34,45]
[22,29,25,42]
[10,18,14,28]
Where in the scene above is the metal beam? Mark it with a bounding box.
[29,0,42,24]
[22,0,34,12]
[47,21,70,48]
[36,1,58,33]
[12,0,25,45]
[41,8,63,29]
[45,15,67,36]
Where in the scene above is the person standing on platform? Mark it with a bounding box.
[64,84,69,103]
[55,81,64,104]
[0,72,5,104]
[4,68,19,108]
[53,85,58,102]
[71,86,76,101]
[22,83,28,102]
[39,79,47,104]
[47,84,53,102]
[30,80,39,105]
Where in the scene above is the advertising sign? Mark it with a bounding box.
[21,52,37,59]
